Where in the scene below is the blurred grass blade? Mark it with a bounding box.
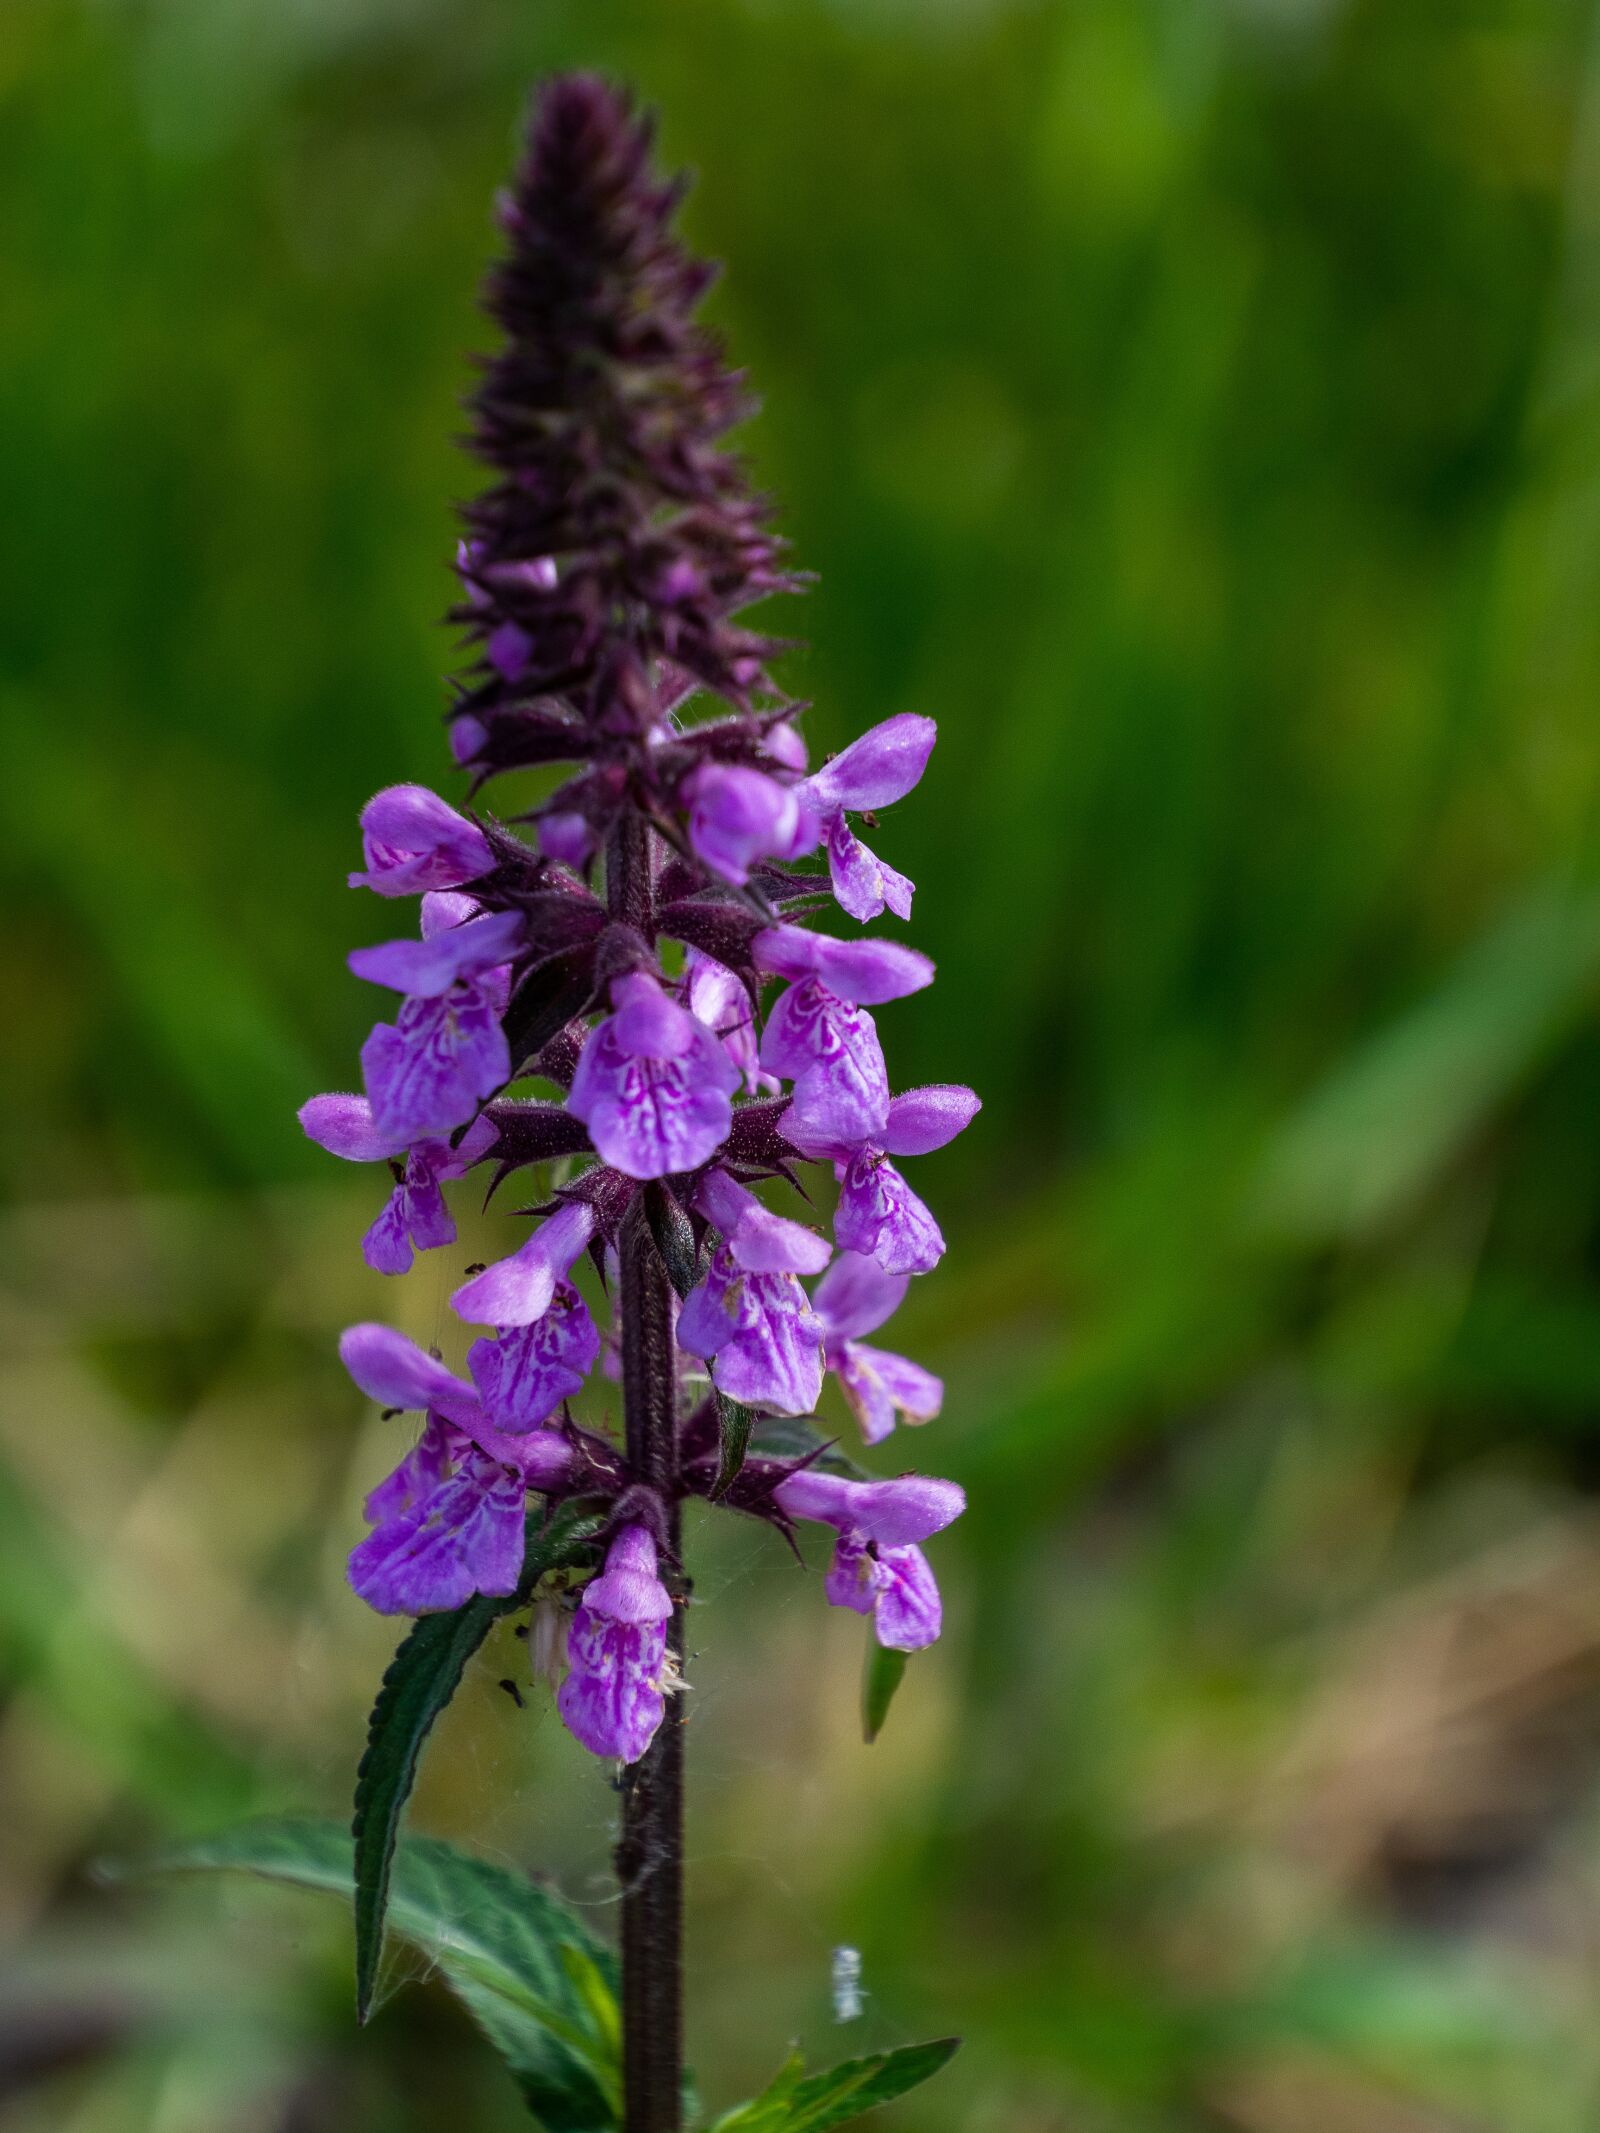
[860,1642,908,1745]
[709,2040,960,2133]
[353,1507,604,2026]
[117,1817,622,2130]
[1256,887,1600,1241]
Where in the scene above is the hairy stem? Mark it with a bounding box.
[609,813,685,2133]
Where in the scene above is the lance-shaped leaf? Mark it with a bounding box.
[708,2038,961,2133]
[353,1504,604,2022]
[860,1641,908,1746]
[645,1181,699,1299]
[114,1818,621,2132]
[710,1394,756,1500]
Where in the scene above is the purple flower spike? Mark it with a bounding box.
[468,1282,600,1430]
[452,1201,598,1327]
[753,924,933,1005]
[302,76,982,1765]
[685,950,775,1095]
[354,905,521,1148]
[300,1097,496,1273]
[796,715,936,924]
[813,1251,942,1445]
[685,764,819,887]
[567,972,738,1180]
[556,1525,676,1762]
[348,785,494,898]
[349,1415,528,1616]
[677,1245,825,1415]
[774,1469,964,1650]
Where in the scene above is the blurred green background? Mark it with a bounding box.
[6,0,1600,2126]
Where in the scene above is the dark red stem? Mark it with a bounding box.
[608,812,685,2133]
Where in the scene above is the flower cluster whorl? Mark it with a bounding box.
[300,75,974,1763]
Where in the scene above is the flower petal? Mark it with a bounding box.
[349,784,493,897]
[801,715,936,814]
[754,925,933,1005]
[299,1092,394,1162]
[879,1085,981,1158]
[813,1251,908,1342]
[451,1202,598,1328]
[349,909,523,997]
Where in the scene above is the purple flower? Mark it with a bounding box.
[340,1323,573,1616]
[451,1201,598,1326]
[694,1167,831,1273]
[339,1322,572,1469]
[298,1096,496,1274]
[774,1470,964,1651]
[487,619,534,683]
[348,784,494,898]
[685,949,775,1096]
[813,1251,941,1445]
[787,1084,981,1277]
[684,763,818,887]
[754,926,935,1149]
[352,899,522,1148]
[467,1283,600,1431]
[556,1524,676,1762]
[566,972,739,1180]
[538,810,596,869]
[678,1176,828,1413]
[760,980,891,1149]
[795,715,935,923]
[350,1416,527,1616]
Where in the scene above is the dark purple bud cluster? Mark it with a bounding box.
[301,75,975,1761]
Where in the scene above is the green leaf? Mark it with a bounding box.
[117,1816,621,2132]
[708,2040,960,2133]
[645,1181,700,1298]
[860,1642,908,1745]
[353,1505,604,2024]
[706,2046,805,2133]
[559,1944,622,2069]
[748,1418,869,1481]
[711,1395,756,1500]
[784,2040,961,2132]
